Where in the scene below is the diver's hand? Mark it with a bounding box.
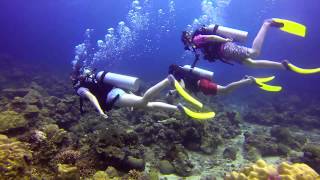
[100,112,109,119]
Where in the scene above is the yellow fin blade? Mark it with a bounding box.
[288,63,320,74]
[255,76,275,83]
[273,18,306,37]
[174,80,203,108]
[256,81,282,92]
[182,106,215,120]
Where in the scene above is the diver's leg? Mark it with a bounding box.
[114,93,146,108]
[217,78,254,95]
[115,93,178,111]
[243,58,286,70]
[115,76,175,108]
[146,102,178,111]
[77,87,107,118]
[249,19,282,58]
[141,75,174,103]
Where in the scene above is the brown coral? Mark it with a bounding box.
[0,134,32,179]
[54,149,81,165]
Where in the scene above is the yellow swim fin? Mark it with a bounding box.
[288,63,320,74]
[255,80,282,92]
[174,80,203,108]
[180,105,215,120]
[254,76,275,83]
[273,18,306,37]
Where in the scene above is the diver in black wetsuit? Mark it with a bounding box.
[70,67,192,119]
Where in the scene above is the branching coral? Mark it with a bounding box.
[54,149,81,165]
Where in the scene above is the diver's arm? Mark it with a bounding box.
[203,35,232,43]
[83,90,108,118]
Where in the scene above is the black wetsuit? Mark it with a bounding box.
[73,73,115,112]
[169,65,202,93]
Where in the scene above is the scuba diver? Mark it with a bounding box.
[182,18,320,74]
[167,64,281,104]
[70,66,215,120]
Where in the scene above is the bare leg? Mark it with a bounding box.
[77,87,108,118]
[217,78,253,95]
[114,92,179,112]
[243,58,286,70]
[141,77,170,102]
[115,93,145,107]
[147,102,178,111]
[115,76,173,108]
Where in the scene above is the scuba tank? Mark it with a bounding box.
[182,65,214,80]
[96,71,141,92]
[207,24,248,43]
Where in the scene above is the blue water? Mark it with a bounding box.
[0,0,319,93]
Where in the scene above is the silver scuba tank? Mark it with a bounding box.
[182,65,214,80]
[96,71,141,92]
[208,24,248,42]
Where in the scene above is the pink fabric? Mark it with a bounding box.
[193,35,207,47]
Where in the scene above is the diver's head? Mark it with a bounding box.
[82,67,97,77]
[168,64,180,74]
[83,67,92,76]
[181,31,193,51]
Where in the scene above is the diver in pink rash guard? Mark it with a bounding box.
[181,19,320,74]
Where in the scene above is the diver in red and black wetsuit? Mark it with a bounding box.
[167,64,271,98]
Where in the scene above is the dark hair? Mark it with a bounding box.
[181,31,192,51]
[168,64,179,75]
[70,66,84,86]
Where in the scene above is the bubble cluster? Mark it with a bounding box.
[72,0,231,70]
[72,0,150,69]
[72,29,94,70]
[186,0,231,33]
[127,0,150,33]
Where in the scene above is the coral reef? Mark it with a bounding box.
[223,147,237,160]
[225,159,319,180]
[159,160,175,174]
[298,144,320,173]
[244,126,307,158]
[0,134,32,179]
[0,110,27,133]
[57,163,80,180]
[54,149,81,165]
[1,58,320,179]
[243,94,320,129]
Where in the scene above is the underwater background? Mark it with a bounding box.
[0,0,320,179]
